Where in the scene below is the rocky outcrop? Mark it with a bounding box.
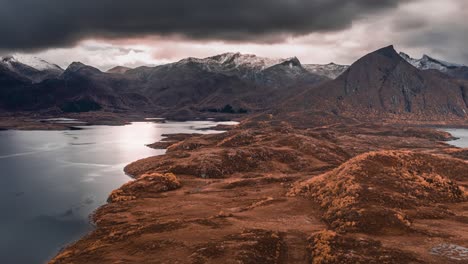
[108,173,181,202]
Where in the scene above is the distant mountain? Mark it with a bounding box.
[2,49,466,122]
[286,45,468,121]
[399,52,468,80]
[13,55,63,72]
[303,63,349,79]
[0,53,327,115]
[123,53,326,113]
[0,55,63,83]
[107,66,132,74]
[142,52,327,88]
[51,62,150,112]
[0,61,150,112]
[206,52,287,75]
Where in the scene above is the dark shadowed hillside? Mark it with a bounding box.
[284,45,468,122]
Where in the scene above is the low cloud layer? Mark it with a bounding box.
[0,0,408,51]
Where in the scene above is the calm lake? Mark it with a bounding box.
[0,121,236,264]
[445,128,468,148]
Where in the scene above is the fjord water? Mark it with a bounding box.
[0,121,234,263]
[445,128,468,148]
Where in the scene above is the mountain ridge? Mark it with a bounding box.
[400,52,468,80]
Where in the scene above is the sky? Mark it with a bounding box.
[0,0,467,71]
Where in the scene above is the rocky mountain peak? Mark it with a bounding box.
[65,62,101,74]
[280,57,301,67]
[374,45,399,59]
[67,62,86,70]
[1,55,14,63]
[0,55,64,83]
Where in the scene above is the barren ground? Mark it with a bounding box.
[49,119,468,264]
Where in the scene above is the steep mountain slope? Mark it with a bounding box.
[0,63,31,86]
[285,45,468,121]
[303,63,349,79]
[0,55,63,83]
[400,52,468,80]
[0,63,33,109]
[55,62,150,111]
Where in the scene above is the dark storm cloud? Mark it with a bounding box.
[0,0,409,51]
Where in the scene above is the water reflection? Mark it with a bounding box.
[0,121,233,263]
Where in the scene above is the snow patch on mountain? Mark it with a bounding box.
[1,55,63,72]
[399,52,464,72]
[176,52,302,72]
[303,63,349,79]
[6,54,63,71]
[171,52,310,83]
[208,52,288,70]
[1,55,65,82]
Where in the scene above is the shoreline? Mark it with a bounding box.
[0,111,245,131]
[49,120,240,262]
[0,119,240,263]
[2,110,468,131]
[48,118,468,263]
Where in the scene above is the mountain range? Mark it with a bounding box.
[0,53,327,116]
[1,47,467,121]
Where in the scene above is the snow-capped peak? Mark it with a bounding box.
[173,52,305,78]
[0,54,65,83]
[10,54,63,71]
[399,52,464,72]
